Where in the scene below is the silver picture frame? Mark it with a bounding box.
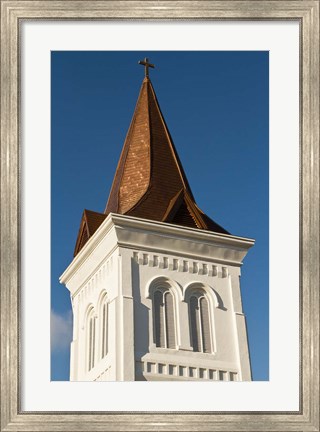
[1,1,319,430]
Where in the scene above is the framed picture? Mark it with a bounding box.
[51,50,269,385]
[1,1,319,431]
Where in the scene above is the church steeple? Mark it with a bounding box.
[105,75,195,217]
[74,61,228,256]
[105,60,228,233]
[63,59,253,383]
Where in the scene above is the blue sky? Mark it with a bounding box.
[51,51,269,381]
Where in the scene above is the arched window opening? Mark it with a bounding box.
[164,291,176,349]
[189,294,212,353]
[154,290,165,347]
[153,289,176,349]
[87,311,96,371]
[101,301,108,359]
[190,296,201,352]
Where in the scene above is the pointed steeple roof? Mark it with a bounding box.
[105,77,193,215]
[74,210,107,256]
[74,69,228,257]
[104,75,228,234]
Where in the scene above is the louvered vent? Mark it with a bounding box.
[190,296,200,352]
[88,314,96,371]
[154,290,165,347]
[101,302,108,358]
[189,294,212,353]
[153,289,176,349]
[165,292,176,349]
[200,296,212,353]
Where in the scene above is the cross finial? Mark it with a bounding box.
[138,57,155,78]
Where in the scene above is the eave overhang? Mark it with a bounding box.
[60,213,255,287]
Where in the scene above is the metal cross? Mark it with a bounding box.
[138,57,155,78]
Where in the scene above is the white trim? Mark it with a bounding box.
[184,285,217,355]
[183,281,220,308]
[149,279,179,350]
[60,213,255,285]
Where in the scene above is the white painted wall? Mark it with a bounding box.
[60,213,254,381]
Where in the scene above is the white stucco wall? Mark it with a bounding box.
[60,213,254,382]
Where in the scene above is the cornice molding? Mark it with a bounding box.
[60,213,255,284]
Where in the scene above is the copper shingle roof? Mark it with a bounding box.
[74,76,228,256]
[74,210,107,256]
[105,77,195,216]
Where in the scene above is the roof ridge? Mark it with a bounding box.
[147,80,195,200]
[162,188,185,222]
[184,191,208,229]
[74,209,107,255]
[104,79,150,214]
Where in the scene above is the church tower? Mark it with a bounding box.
[60,59,254,382]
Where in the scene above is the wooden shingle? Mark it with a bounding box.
[74,76,228,256]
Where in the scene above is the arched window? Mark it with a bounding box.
[87,309,96,371]
[153,289,176,349]
[101,300,108,359]
[189,293,212,353]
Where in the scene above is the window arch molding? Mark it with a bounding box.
[97,290,109,360]
[82,302,95,329]
[97,289,108,308]
[183,281,219,309]
[146,276,183,302]
[146,276,182,349]
[84,304,97,371]
[183,282,217,354]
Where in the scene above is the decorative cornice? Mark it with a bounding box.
[60,213,254,284]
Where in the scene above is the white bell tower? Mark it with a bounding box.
[60,214,253,381]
